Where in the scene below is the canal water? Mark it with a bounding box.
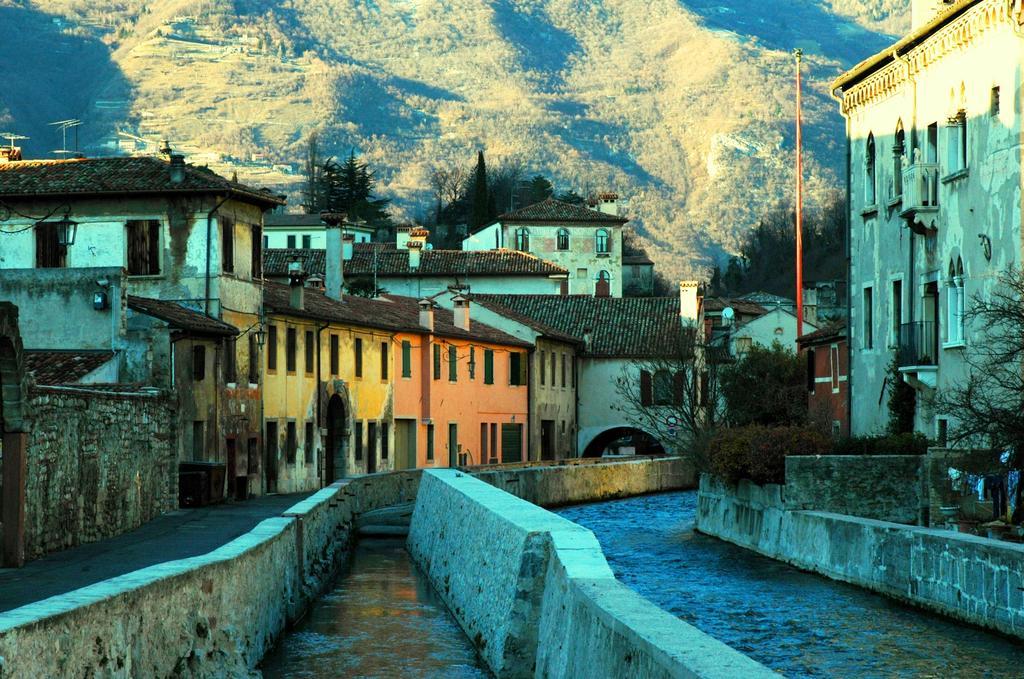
[260,539,487,678]
[558,491,1024,679]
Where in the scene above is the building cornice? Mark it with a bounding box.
[834,0,1020,115]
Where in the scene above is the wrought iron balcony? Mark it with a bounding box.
[898,322,938,369]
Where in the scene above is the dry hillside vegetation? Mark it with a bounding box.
[5,0,908,280]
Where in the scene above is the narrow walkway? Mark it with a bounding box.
[0,492,313,613]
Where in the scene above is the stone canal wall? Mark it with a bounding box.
[784,454,924,524]
[472,456,695,507]
[696,474,1024,641]
[0,471,421,678]
[408,469,775,679]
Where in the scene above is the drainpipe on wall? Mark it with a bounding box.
[316,320,328,487]
[205,195,231,315]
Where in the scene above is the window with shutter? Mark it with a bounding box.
[449,345,457,381]
[126,220,161,275]
[305,330,314,374]
[221,217,235,273]
[510,352,521,386]
[355,338,363,377]
[381,342,389,381]
[267,326,278,371]
[251,224,262,279]
[484,349,494,385]
[433,344,441,380]
[35,222,67,268]
[640,370,652,406]
[286,328,297,372]
[402,340,412,377]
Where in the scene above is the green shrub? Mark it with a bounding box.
[708,426,830,485]
[831,432,931,456]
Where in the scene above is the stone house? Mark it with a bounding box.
[263,228,568,298]
[724,306,819,357]
[452,295,583,460]
[462,198,628,297]
[0,153,284,497]
[831,0,1024,435]
[797,322,850,437]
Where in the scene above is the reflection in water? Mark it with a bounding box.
[558,491,1024,679]
[260,539,487,679]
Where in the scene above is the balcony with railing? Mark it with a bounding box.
[897,321,938,388]
[899,161,940,231]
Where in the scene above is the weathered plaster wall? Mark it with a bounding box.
[696,475,1024,640]
[408,469,774,678]
[23,386,177,560]
[785,454,924,524]
[577,357,668,455]
[0,471,422,678]
[473,456,695,507]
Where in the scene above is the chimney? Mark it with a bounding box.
[679,280,700,327]
[288,260,307,310]
[408,240,423,270]
[0,147,23,163]
[418,298,434,331]
[453,296,470,331]
[342,233,355,261]
[158,139,172,156]
[396,225,412,250]
[593,192,620,217]
[169,154,185,184]
[321,212,348,301]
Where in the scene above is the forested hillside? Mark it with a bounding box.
[0,0,909,279]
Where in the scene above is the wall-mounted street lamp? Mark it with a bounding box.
[253,326,267,349]
[54,213,78,246]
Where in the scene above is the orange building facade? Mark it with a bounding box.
[391,298,531,469]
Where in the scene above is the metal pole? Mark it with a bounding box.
[795,49,805,340]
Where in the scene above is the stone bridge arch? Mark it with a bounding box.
[0,301,29,567]
[580,425,667,458]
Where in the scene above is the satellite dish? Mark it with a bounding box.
[722,307,735,325]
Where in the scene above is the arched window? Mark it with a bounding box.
[596,228,610,254]
[653,370,673,406]
[557,228,570,251]
[893,122,906,199]
[945,256,965,345]
[865,133,877,206]
[595,270,611,297]
[514,227,530,252]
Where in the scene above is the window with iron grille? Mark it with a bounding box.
[127,220,160,275]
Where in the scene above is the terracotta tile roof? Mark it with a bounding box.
[264,214,375,230]
[262,282,531,348]
[703,297,768,316]
[497,198,627,225]
[25,350,114,385]
[797,320,847,347]
[263,249,327,278]
[472,295,685,358]
[128,296,239,337]
[622,254,654,265]
[0,156,284,208]
[467,296,582,345]
[263,246,567,278]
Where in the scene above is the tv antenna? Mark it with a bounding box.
[0,132,28,151]
[50,119,82,157]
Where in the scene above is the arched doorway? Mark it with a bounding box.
[325,395,348,483]
[0,302,29,567]
[582,427,665,458]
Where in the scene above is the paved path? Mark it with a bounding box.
[0,493,313,613]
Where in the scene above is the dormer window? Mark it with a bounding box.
[557,228,569,251]
[596,228,609,254]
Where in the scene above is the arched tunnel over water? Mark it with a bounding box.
[262,490,1023,678]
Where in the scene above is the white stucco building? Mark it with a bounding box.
[832,0,1024,436]
[263,213,374,249]
[462,197,628,297]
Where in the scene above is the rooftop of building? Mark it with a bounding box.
[469,197,627,235]
[796,320,848,347]
[264,213,376,230]
[702,297,769,317]
[262,282,532,348]
[0,155,285,208]
[127,296,240,337]
[24,350,114,386]
[263,245,568,279]
[471,294,685,359]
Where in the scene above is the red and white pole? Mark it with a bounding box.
[795,48,805,340]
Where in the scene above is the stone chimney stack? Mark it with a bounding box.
[396,225,412,250]
[288,260,306,310]
[592,192,620,217]
[453,296,470,331]
[321,212,347,301]
[419,299,435,331]
[679,280,700,327]
[408,240,423,270]
[342,233,355,261]
[169,154,186,184]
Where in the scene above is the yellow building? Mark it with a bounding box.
[262,281,407,491]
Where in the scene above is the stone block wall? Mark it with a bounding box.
[472,456,695,508]
[785,455,925,524]
[409,469,775,679]
[697,474,1024,641]
[23,386,178,560]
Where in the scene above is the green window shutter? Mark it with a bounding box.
[433,343,441,380]
[510,352,521,386]
[449,345,458,381]
[402,340,411,378]
[484,349,494,385]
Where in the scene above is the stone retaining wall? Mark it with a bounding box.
[473,456,695,507]
[784,455,924,524]
[696,474,1024,640]
[408,469,774,679]
[0,471,421,678]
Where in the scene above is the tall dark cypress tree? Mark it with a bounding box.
[469,150,490,231]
